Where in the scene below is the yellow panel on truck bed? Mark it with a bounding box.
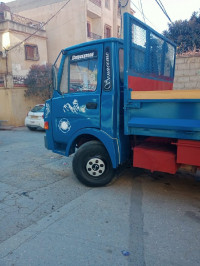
[131,90,200,100]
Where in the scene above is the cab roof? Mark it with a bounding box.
[62,38,123,54]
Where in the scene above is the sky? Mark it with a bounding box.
[2,0,200,33]
[130,0,200,33]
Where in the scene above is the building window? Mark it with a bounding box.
[104,24,111,38]
[105,0,110,9]
[118,5,121,16]
[0,12,4,21]
[0,75,4,87]
[24,44,39,61]
[117,26,121,38]
[87,21,91,38]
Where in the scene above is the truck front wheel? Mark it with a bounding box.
[72,141,115,187]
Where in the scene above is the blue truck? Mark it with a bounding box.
[44,13,200,186]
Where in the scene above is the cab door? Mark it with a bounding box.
[51,44,103,144]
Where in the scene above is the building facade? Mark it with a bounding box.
[0,2,48,125]
[1,0,134,126]
[0,2,48,88]
[8,0,133,64]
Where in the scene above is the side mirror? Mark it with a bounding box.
[52,65,58,91]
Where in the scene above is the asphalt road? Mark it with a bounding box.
[0,128,199,266]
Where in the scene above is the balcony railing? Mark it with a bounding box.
[89,0,101,7]
[11,13,44,30]
[0,75,4,87]
[88,32,102,40]
[13,75,26,86]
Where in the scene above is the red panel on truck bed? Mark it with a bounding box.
[128,76,173,91]
[133,142,178,174]
[176,140,200,167]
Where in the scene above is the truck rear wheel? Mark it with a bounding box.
[72,141,115,187]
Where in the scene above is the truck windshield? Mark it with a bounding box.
[60,51,98,94]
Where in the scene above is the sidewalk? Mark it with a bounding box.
[0,183,132,266]
[0,129,199,266]
[0,125,14,130]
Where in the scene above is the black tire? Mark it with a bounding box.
[72,141,115,187]
[27,127,37,131]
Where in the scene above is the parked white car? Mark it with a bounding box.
[25,104,45,131]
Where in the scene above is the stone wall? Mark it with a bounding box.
[173,55,200,90]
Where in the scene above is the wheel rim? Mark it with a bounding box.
[86,158,106,177]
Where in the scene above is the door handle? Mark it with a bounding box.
[86,102,97,109]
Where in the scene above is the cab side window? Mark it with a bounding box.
[60,56,69,94]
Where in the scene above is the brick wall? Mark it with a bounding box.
[173,55,200,90]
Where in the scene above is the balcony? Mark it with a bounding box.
[13,75,26,87]
[0,75,4,87]
[88,31,102,40]
[87,0,101,18]
[11,13,44,30]
[89,0,101,7]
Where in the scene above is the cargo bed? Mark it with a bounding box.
[125,90,200,140]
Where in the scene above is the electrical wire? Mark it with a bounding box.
[155,0,171,21]
[131,0,156,29]
[154,0,172,23]
[120,0,130,8]
[8,0,72,52]
[139,0,146,23]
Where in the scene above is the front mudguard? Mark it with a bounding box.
[65,128,120,168]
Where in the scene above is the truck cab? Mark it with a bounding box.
[45,37,129,186]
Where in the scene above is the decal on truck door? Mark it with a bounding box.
[63,99,79,114]
[63,99,86,114]
[103,46,112,92]
[45,103,50,118]
[58,118,71,133]
[70,51,97,61]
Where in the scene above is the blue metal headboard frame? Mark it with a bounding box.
[123,12,176,102]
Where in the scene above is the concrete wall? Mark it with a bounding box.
[0,19,48,89]
[174,55,200,90]
[10,31,48,77]
[15,0,87,63]
[8,0,124,64]
[0,57,7,76]
[0,87,43,126]
[7,0,65,12]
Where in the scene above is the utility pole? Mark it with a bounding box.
[119,0,131,38]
